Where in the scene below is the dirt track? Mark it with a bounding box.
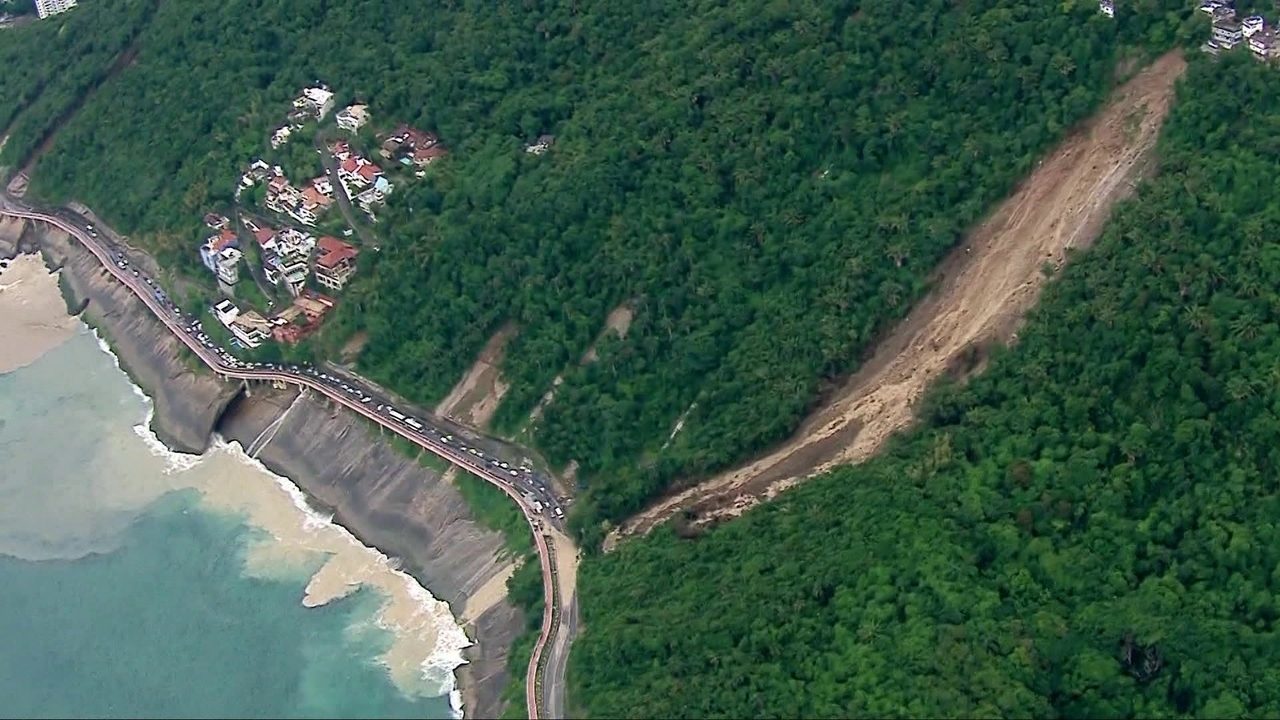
[612,51,1186,544]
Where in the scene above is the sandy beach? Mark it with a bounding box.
[0,254,79,374]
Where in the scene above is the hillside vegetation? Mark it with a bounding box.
[0,0,155,171]
[4,0,1193,542]
[570,54,1280,718]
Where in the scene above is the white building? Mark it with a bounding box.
[1099,0,1114,18]
[261,229,315,296]
[214,299,240,326]
[1243,15,1266,38]
[336,104,370,133]
[1213,17,1244,48]
[34,0,77,19]
[229,311,272,348]
[293,86,335,121]
[215,247,242,285]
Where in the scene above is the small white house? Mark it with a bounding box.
[1099,0,1115,18]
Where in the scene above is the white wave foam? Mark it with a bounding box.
[89,327,203,474]
[84,324,471,716]
[215,436,471,715]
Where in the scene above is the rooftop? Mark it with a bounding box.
[317,236,359,269]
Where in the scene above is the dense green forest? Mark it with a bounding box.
[5,0,1196,542]
[570,53,1280,718]
[0,0,155,171]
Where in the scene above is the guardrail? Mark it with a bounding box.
[3,207,562,720]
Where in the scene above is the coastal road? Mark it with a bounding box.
[0,201,573,720]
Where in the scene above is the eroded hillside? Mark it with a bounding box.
[616,50,1187,542]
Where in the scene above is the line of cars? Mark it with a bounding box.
[88,217,567,523]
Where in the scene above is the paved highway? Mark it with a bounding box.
[1,201,571,719]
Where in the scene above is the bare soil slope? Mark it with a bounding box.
[434,322,516,429]
[614,51,1186,543]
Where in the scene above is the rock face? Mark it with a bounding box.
[218,386,522,719]
[7,219,239,453]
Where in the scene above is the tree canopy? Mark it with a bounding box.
[569,53,1280,718]
[4,0,1195,541]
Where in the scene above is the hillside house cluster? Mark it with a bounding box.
[214,291,336,348]
[1201,1,1280,60]
[270,86,334,148]
[239,159,334,227]
[330,139,394,220]
[242,217,361,296]
[379,124,447,178]
[214,299,272,348]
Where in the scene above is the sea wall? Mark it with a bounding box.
[217,386,522,718]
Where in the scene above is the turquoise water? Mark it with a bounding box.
[0,329,455,719]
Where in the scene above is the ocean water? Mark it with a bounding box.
[0,327,460,719]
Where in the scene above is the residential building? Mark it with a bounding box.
[270,291,336,344]
[199,229,239,273]
[34,0,76,19]
[213,299,240,326]
[1243,14,1265,37]
[410,144,447,167]
[339,156,382,188]
[311,176,333,197]
[315,236,359,291]
[271,125,293,149]
[1099,0,1114,18]
[1249,27,1277,58]
[301,185,333,212]
[293,86,335,121]
[203,213,230,230]
[1214,17,1244,48]
[295,290,336,321]
[215,247,242,285]
[336,104,371,132]
[379,125,441,164]
[329,139,353,161]
[229,310,272,348]
[261,229,315,296]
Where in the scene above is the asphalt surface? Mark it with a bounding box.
[1,197,574,719]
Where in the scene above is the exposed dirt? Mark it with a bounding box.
[338,330,368,363]
[581,304,633,364]
[435,322,516,429]
[611,51,1187,545]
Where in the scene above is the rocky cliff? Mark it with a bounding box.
[218,386,522,718]
[16,220,240,453]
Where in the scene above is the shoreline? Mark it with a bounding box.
[0,217,522,718]
[91,324,471,713]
